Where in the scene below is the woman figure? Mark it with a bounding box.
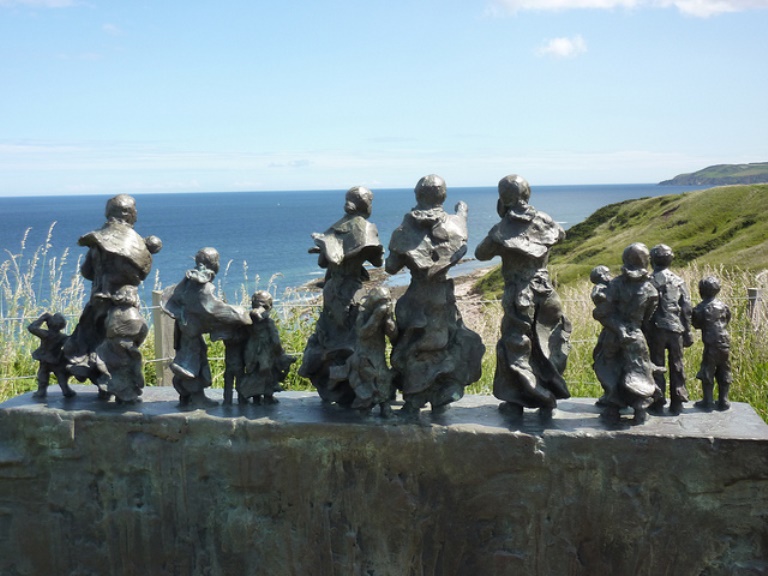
[299,186,384,405]
[386,175,485,414]
[475,175,571,419]
[162,248,251,407]
[593,243,659,423]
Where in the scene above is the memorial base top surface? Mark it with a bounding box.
[1,386,767,576]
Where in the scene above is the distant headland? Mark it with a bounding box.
[660,162,768,185]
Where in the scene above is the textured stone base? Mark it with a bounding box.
[1,386,767,576]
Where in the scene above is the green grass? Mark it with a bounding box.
[466,263,768,422]
[662,162,768,185]
[1,224,87,397]
[472,184,768,420]
[552,184,768,284]
[0,228,317,399]
[477,184,768,291]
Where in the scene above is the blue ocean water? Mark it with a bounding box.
[0,183,705,304]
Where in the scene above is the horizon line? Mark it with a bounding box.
[0,181,671,199]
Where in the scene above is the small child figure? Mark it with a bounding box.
[330,287,398,417]
[590,265,612,308]
[239,291,297,404]
[590,265,613,407]
[646,244,694,415]
[161,247,252,407]
[27,312,76,399]
[220,327,247,406]
[93,285,148,403]
[692,276,732,411]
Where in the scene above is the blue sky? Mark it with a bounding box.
[1,0,767,196]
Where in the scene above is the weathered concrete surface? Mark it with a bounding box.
[1,386,767,576]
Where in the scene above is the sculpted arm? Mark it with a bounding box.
[27,313,50,339]
[680,281,694,344]
[691,304,703,330]
[642,288,659,333]
[385,250,406,275]
[474,235,499,262]
[81,249,95,281]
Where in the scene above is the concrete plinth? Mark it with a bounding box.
[1,386,767,576]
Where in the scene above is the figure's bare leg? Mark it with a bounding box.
[695,381,715,411]
[717,382,731,411]
[55,370,76,398]
[223,382,233,405]
[32,367,49,398]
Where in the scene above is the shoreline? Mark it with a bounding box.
[291,260,499,332]
[294,259,497,301]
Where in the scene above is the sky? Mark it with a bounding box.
[1,0,767,196]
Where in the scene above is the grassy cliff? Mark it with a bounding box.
[475,183,768,297]
[660,162,768,185]
[471,183,768,422]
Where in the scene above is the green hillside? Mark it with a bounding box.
[660,162,768,185]
[475,184,768,297]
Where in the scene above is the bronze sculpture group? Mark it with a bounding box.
[27,177,734,422]
[40,194,162,404]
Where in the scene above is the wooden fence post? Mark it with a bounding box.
[748,288,764,328]
[152,291,175,386]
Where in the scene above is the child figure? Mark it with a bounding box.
[590,265,613,407]
[161,248,252,407]
[93,285,148,403]
[219,327,247,405]
[330,287,398,417]
[646,244,693,415]
[592,244,659,424]
[692,276,732,411]
[239,291,296,404]
[590,265,612,308]
[27,312,76,398]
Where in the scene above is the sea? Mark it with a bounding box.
[0,184,706,306]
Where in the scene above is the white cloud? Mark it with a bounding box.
[537,35,588,58]
[493,0,637,12]
[659,0,768,17]
[488,0,768,17]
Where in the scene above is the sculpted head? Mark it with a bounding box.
[590,265,612,286]
[113,285,140,308]
[699,275,721,299]
[650,244,674,269]
[47,312,67,331]
[621,242,650,279]
[414,174,447,209]
[366,286,391,306]
[194,247,220,275]
[251,290,273,312]
[105,194,138,226]
[344,186,373,218]
[497,175,531,216]
[145,235,163,255]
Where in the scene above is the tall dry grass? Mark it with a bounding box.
[1,225,88,397]
[2,232,767,423]
[462,263,768,421]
